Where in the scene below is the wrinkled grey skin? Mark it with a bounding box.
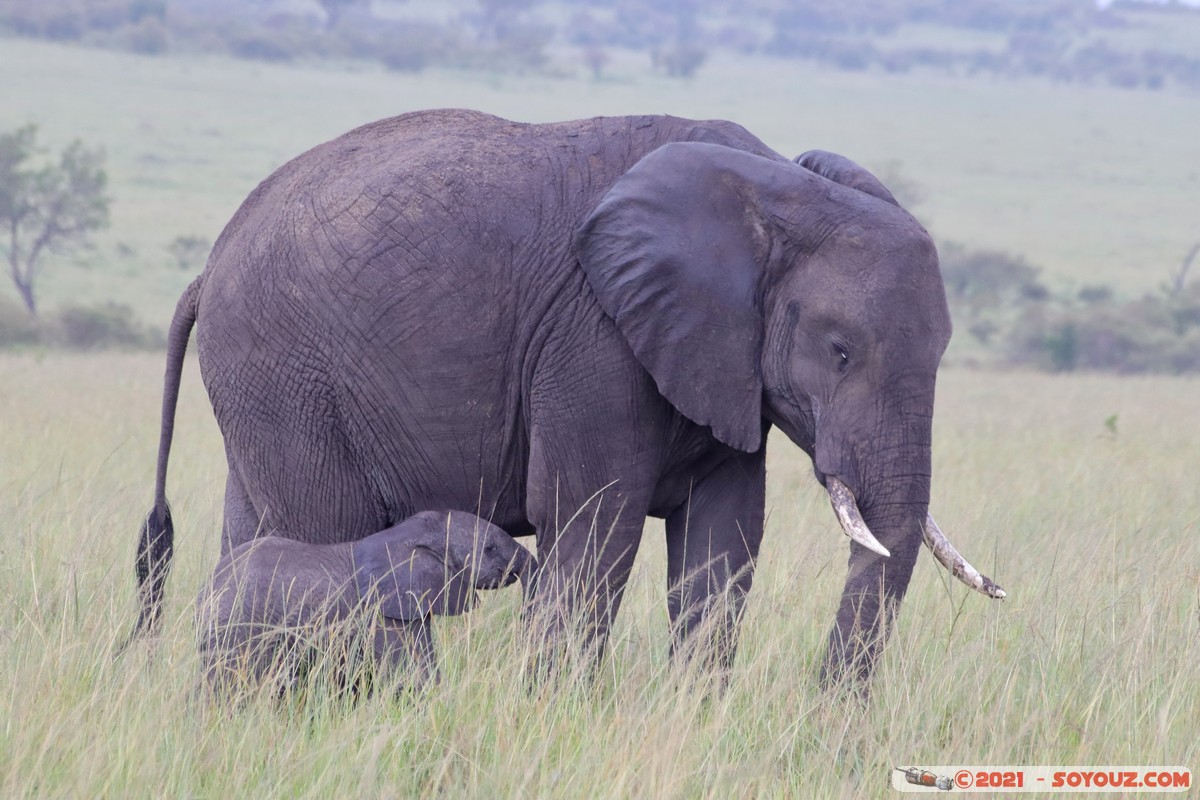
[197,510,535,694]
[136,109,956,685]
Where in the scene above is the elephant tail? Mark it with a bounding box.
[121,276,202,652]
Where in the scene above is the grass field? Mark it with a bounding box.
[2,37,1199,327]
[1,352,1197,796]
[2,25,1198,797]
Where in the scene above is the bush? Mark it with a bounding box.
[939,242,1200,373]
[656,43,708,77]
[582,45,611,79]
[4,1,87,41]
[334,18,475,74]
[0,0,164,41]
[940,243,1048,345]
[1,300,164,351]
[378,32,439,73]
[1004,282,1200,373]
[46,303,163,350]
[0,295,40,347]
[167,235,210,271]
[471,22,554,72]
[225,26,305,63]
[121,16,169,54]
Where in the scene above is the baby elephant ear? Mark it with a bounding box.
[352,539,478,621]
[577,142,775,453]
[793,150,898,206]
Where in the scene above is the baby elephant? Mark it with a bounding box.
[197,510,535,696]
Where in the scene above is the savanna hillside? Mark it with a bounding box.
[3,0,1200,370]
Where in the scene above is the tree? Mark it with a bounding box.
[0,125,110,316]
[167,234,210,272]
[475,0,539,42]
[317,0,370,32]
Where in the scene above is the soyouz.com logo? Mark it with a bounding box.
[893,765,1191,792]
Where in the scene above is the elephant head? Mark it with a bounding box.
[352,510,536,620]
[577,142,1003,683]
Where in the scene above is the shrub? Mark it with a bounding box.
[939,242,1200,373]
[656,43,707,77]
[46,303,163,350]
[0,295,40,347]
[940,243,1049,345]
[582,45,611,79]
[336,19,473,74]
[475,22,554,72]
[1078,285,1114,305]
[218,17,326,63]
[122,15,169,54]
[167,235,210,271]
[0,0,167,41]
[1004,282,1200,373]
[0,300,168,351]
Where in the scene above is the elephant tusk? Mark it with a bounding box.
[921,514,1006,599]
[825,477,891,557]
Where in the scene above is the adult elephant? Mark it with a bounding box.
[130,109,1003,684]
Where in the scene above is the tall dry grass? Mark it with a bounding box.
[1,354,1197,797]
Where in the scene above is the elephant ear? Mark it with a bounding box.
[576,142,782,453]
[793,150,898,206]
[352,523,478,621]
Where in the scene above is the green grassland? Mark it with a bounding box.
[1,36,1198,329]
[1,354,1197,797]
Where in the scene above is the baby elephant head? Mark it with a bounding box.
[351,510,535,621]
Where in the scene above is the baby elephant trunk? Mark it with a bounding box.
[465,522,537,595]
[509,545,537,605]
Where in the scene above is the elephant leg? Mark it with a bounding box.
[523,413,661,662]
[665,446,765,673]
[373,618,437,694]
[528,494,645,662]
[820,532,921,688]
[521,328,665,665]
[220,466,260,555]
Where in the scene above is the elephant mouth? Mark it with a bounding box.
[823,477,1006,599]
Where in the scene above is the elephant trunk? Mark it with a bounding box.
[820,480,926,687]
[816,381,935,686]
[817,398,1005,685]
[511,546,538,606]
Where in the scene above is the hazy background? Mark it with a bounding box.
[2,0,1199,370]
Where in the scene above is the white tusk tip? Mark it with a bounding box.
[864,541,891,558]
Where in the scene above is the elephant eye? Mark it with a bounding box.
[831,341,850,372]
